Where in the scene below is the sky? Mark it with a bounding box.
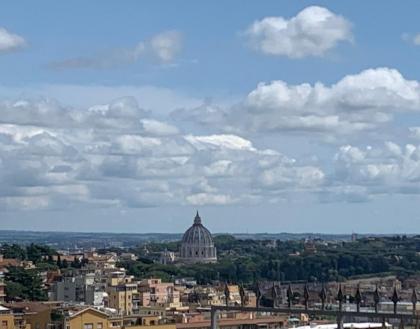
[2,1,420,234]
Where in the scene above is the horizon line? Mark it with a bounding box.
[0,229,415,236]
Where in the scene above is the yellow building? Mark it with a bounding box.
[0,277,6,302]
[64,308,109,329]
[0,306,14,329]
[107,283,138,315]
[64,308,175,329]
[112,324,175,329]
[107,272,131,288]
[4,302,51,329]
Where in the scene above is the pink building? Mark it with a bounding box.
[138,279,181,307]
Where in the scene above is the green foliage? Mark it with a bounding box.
[0,243,63,301]
[213,234,237,249]
[35,262,59,271]
[62,259,69,268]
[71,257,82,268]
[1,244,26,259]
[26,243,56,263]
[5,281,25,300]
[5,266,47,301]
[120,235,420,284]
[1,243,57,264]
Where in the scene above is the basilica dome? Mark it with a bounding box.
[180,212,217,263]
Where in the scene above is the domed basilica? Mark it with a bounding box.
[180,212,217,263]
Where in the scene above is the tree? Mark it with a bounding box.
[1,244,26,260]
[71,257,81,268]
[5,266,47,301]
[5,281,25,301]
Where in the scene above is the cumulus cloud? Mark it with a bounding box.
[244,6,352,58]
[332,142,420,198]
[0,27,26,53]
[0,96,325,210]
[49,30,182,69]
[176,68,420,138]
[240,67,419,134]
[3,93,420,210]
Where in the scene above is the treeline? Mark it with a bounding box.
[1,243,56,263]
[0,243,87,301]
[119,235,420,284]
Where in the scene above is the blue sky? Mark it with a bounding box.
[2,1,420,233]
[1,1,420,89]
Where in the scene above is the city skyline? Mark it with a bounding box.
[2,1,420,233]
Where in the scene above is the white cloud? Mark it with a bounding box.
[49,30,183,69]
[0,84,202,114]
[414,34,420,46]
[186,193,236,206]
[332,142,420,197]
[0,27,26,53]
[150,31,183,62]
[0,96,325,210]
[242,67,419,133]
[260,165,325,189]
[184,134,256,151]
[5,69,420,210]
[140,119,179,136]
[178,68,420,138]
[244,6,352,58]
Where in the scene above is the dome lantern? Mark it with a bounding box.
[194,211,202,225]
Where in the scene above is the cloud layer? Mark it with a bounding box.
[244,6,352,58]
[2,66,420,210]
[0,97,324,210]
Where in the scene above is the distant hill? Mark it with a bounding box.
[0,229,385,249]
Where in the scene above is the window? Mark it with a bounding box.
[97,323,103,329]
[84,323,93,329]
[2,321,8,329]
